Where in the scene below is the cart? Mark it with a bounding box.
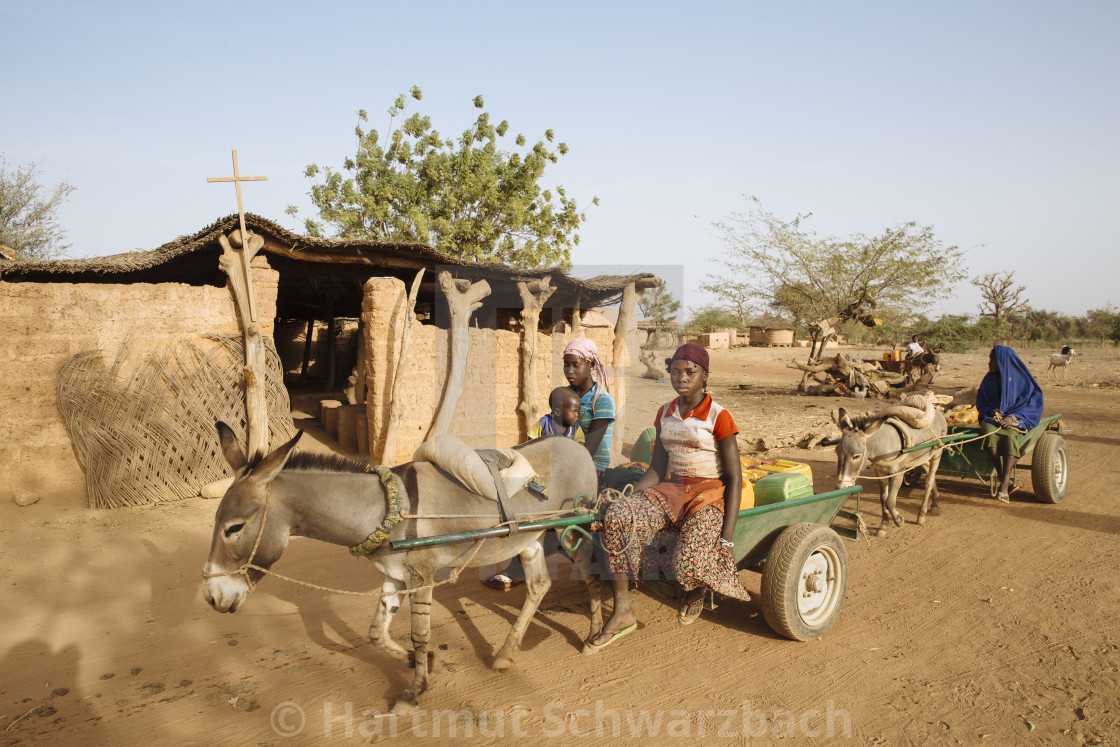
[902,413,1069,503]
[391,485,863,643]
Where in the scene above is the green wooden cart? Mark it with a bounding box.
[392,485,863,643]
[903,413,1069,503]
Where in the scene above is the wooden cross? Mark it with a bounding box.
[207,149,268,321]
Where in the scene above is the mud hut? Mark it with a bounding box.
[0,214,657,507]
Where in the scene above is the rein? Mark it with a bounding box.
[201,466,584,600]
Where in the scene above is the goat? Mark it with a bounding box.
[1046,346,1075,378]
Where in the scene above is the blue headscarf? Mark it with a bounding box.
[976,345,1044,430]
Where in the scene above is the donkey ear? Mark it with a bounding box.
[835,408,855,431]
[248,429,304,485]
[863,419,885,435]
[216,422,247,471]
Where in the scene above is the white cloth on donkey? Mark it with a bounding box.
[412,434,536,502]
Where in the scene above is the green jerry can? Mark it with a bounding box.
[752,472,814,506]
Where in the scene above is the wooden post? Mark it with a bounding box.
[380,269,425,464]
[207,150,267,323]
[612,282,639,463]
[217,229,269,461]
[572,295,582,334]
[428,272,490,439]
[208,150,269,460]
[299,319,314,387]
[516,277,556,437]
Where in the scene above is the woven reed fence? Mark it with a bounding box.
[57,335,297,508]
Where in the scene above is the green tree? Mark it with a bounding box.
[1084,305,1119,344]
[685,305,740,334]
[0,156,77,261]
[637,286,681,335]
[287,87,595,267]
[708,196,966,326]
[698,277,753,328]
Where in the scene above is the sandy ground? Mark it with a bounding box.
[2,346,1119,745]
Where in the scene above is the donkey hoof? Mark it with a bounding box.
[927,506,941,516]
[492,654,514,671]
[916,515,926,526]
[892,513,906,527]
[875,527,888,538]
[391,693,418,716]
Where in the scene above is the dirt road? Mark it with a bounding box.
[2,347,1117,744]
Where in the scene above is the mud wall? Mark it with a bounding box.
[0,258,278,507]
[362,278,620,465]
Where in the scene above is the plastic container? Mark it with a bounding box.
[753,473,814,506]
[742,457,814,482]
[739,466,768,509]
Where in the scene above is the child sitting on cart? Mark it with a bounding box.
[586,343,750,651]
[481,386,587,592]
[977,345,1044,503]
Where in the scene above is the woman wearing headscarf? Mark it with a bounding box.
[584,343,749,651]
[562,337,615,483]
[976,345,1044,503]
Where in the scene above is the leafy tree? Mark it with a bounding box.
[1084,305,1119,344]
[0,156,77,261]
[287,87,595,267]
[684,305,740,334]
[698,277,753,328]
[637,286,681,335]
[708,196,966,327]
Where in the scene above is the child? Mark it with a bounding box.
[482,387,587,592]
[527,386,585,442]
[585,343,749,651]
[562,337,616,485]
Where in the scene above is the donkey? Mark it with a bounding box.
[1046,347,1075,378]
[202,423,601,714]
[834,407,948,537]
[905,349,941,385]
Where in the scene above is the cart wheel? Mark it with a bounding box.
[1031,432,1069,504]
[760,523,848,641]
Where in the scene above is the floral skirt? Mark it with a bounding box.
[601,490,750,601]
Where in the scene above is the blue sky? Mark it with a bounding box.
[4,0,1118,317]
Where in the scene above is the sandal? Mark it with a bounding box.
[996,491,1010,504]
[582,623,638,654]
[480,574,525,592]
[678,591,705,626]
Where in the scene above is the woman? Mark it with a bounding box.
[585,343,749,651]
[976,345,1044,503]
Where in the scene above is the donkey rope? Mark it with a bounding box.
[203,423,601,715]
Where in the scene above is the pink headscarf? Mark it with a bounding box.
[563,337,610,394]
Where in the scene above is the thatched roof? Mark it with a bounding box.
[0,214,659,320]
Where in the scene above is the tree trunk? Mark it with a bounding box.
[428,272,491,439]
[516,277,556,438]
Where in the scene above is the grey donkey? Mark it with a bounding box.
[833,407,947,537]
[203,423,602,714]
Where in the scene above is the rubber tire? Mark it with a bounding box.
[760,523,848,641]
[1031,432,1069,504]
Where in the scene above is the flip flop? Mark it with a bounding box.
[997,492,1010,504]
[582,623,638,655]
[480,574,525,592]
[678,592,705,626]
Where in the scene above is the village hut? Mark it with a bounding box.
[0,214,658,508]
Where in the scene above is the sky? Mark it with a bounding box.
[3,0,1118,318]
